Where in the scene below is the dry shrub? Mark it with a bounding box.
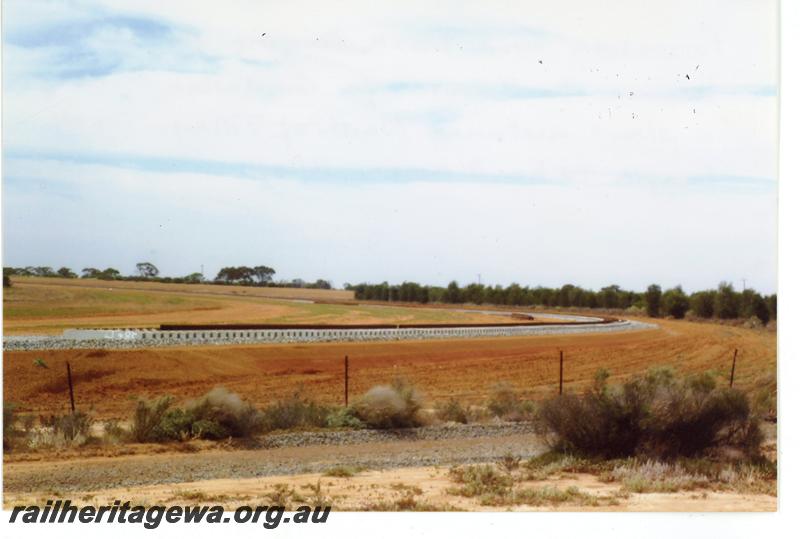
[187,387,264,438]
[435,398,469,424]
[131,388,265,442]
[536,367,763,459]
[352,378,425,429]
[263,392,331,431]
[487,382,536,421]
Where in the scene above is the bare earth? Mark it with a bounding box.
[2,430,776,512]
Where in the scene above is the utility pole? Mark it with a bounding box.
[741,278,747,291]
[201,264,204,278]
[478,273,482,285]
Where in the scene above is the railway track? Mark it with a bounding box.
[3,311,657,351]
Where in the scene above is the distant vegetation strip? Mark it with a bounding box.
[347,281,777,324]
[3,263,332,290]
[3,265,776,324]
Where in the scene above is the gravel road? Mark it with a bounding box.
[4,423,546,494]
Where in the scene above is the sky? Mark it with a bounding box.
[1,0,779,293]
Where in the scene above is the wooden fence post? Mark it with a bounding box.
[344,355,349,407]
[729,349,738,388]
[66,361,76,413]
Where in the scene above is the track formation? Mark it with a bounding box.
[2,310,657,351]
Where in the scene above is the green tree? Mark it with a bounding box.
[661,286,689,319]
[690,290,715,318]
[644,284,662,317]
[714,282,739,319]
[56,267,77,278]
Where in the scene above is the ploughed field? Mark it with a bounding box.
[3,277,521,335]
[3,317,775,419]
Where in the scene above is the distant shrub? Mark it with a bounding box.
[536,367,763,459]
[187,387,264,439]
[487,383,536,421]
[131,388,265,442]
[436,398,469,424]
[43,411,92,442]
[2,274,10,288]
[352,378,425,429]
[263,392,331,431]
[102,420,127,443]
[324,407,365,429]
[132,396,174,442]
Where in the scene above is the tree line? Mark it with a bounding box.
[347,281,777,323]
[2,264,332,290]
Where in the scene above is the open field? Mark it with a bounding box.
[3,317,775,419]
[3,277,521,335]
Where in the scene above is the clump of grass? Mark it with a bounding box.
[101,420,127,444]
[486,383,536,421]
[265,483,296,505]
[390,483,423,496]
[263,392,332,431]
[497,453,521,473]
[536,367,763,459]
[352,378,426,429]
[324,465,365,478]
[523,452,604,480]
[435,398,470,424]
[503,485,616,507]
[359,495,457,512]
[447,462,619,507]
[26,411,94,449]
[599,457,776,495]
[448,465,514,499]
[302,480,332,507]
[324,407,365,429]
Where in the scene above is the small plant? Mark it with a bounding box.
[131,396,174,442]
[447,465,513,499]
[263,392,331,431]
[486,383,536,421]
[435,398,469,424]
[102,420,127,443]
[324,407,365,429]
[43,411,92,442]
[265,483,296,505]
[324,466,364,478]
[352,378,425,429]
[498,453,521,473]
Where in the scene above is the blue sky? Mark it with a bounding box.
[1,0,778,292]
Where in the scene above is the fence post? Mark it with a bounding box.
[66,361,76,413]
[729,349,738,388]
[344,355,349,407]
[559,350,564,395]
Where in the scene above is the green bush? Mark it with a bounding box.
[536,368,763,459]
[132,396,174,442]
[263,392,331,431]
[487,383,536,421]
[324,407,365,429]
[352,378,425,429]
[187,387,264,438]
[436,398,469,424]
[131,388,265,442]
